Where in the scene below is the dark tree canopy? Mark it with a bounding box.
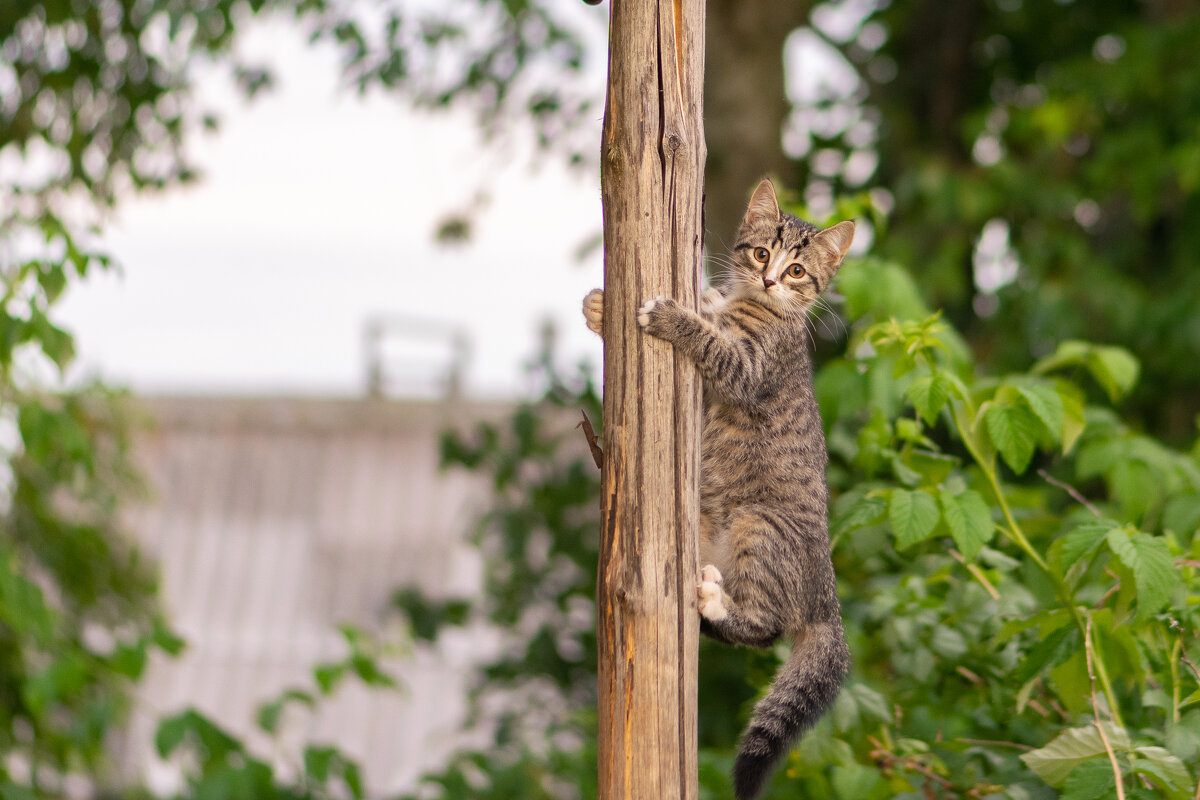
[791,0,1200,442]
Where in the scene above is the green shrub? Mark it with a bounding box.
[411,259,1199,800]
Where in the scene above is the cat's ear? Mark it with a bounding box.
[814,220,855,262]
[743,179,781,226]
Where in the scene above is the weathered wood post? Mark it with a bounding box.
[597,0,705,796]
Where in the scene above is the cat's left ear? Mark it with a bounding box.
[813,220,855,263]
[743,179,781,226]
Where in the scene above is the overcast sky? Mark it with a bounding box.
[53,6,871,401]
[56,16,607,400]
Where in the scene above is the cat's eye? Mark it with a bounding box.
[786,264,806,278]
[753,247,769,263]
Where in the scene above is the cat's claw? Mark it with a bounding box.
[698,564,727,621]
[637,298,663,328]
[583,289,604,335]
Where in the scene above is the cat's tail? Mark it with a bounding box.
[732,620,850,800]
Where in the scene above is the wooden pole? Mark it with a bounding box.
[597,0,705,797]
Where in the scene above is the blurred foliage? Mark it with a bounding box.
[2,0,598,312]
[0,0,597,795]
[1,4,423,795]
[0,380,180,796]
[796,0,1200,443]
[155,624,403,800]
[401,258,1200,799]
[1,3,256,794]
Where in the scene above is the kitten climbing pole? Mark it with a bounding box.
[597,0,705,797]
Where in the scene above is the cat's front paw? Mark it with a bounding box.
[698,564,727,621]
[636,297,662,328]
[582,289,604,335]
[637,296,679,338]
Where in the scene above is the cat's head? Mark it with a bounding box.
[723,179,854,315]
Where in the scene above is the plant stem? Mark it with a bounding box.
[1171,635,1183,724]
[1085,618,1126,800]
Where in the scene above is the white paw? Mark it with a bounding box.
[637,297,663,328]
[582,289,604,334]
[698,565,727,621]
[699,584,727,621]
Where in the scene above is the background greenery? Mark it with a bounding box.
[3,0,1200,798]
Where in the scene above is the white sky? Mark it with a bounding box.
[52,7,871,401]
[56,17,606,400]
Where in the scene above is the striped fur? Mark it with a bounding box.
[583,179,854,800]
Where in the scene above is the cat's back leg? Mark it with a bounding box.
[698,505,794,648]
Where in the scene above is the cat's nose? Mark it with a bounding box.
[763,278,776,288]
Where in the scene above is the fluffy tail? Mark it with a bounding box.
[732,621,850,800]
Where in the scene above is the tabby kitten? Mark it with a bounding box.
[582,179,854,800]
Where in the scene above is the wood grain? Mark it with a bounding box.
[597,0,705,797]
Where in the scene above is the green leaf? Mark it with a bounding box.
[351,654,398,688]
[0,780,38,800]
[110,643,149,680]
[1163,494,1200,537]
[1012,625,1080,685]
[1032,340,1091,375]
[1133,746,1194,797]
[1166,711,1200,760]
[938,488,993,560]
[996,608,1071,642]
[1105,528,1179,620]
[0,565,55,644]
[983,400,1041,474]
[1089,345,1140,401]
[257,689,314,734]
[38,264,67,303]
[1062,759,1117,800]
[304,745,364,799]
[155,712,190,758]
[1059,382,1087,453]
[344,761,365,800]
[888,489,940,549]
[305,745,336,781]
[832,494,887,538]
[152,618,187,657]
[1107,458,1158,521]
[930,625,967,659]
[154,709,240,764]
[831,762,883,799]
[314,664,345,695]
[393,588,472,642]
[1033,340,1140,401]
[1015,382,1065,442]
[1021,724,1130,786]
[906,372,951,426]
[1061,521,1120,569]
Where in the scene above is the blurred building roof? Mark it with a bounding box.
[118,395,508,796]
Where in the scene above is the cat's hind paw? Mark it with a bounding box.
[698,565,727,621]
[583,289,604,335]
